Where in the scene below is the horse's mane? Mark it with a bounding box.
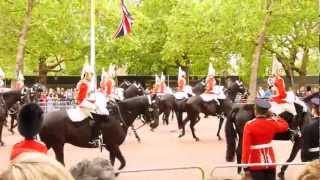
[120,96,148,108]
[302,91,320,103]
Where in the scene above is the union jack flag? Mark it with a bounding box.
[113,0,134,39]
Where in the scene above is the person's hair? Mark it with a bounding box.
[0,152,74,180]
[296,160,320,180]
[70,157,115,180]
[306,86,312,91]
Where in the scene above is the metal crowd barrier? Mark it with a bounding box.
[118,162,308,180]
[39,100,76,112]
[209,162,307,177]
[120,166,205,180]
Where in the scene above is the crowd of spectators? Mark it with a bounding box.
[39,87,75,103]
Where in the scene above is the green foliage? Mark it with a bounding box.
[0,0,318,82]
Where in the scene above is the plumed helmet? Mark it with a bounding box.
[155,74,160,84]
[208,63,215,76]
[18,103,44,139]
[101,67,108,80]
[17,71,24,81]
[108,64,116,77]
[81,61,94,79]
[160,72,165,82]
[178,67,186,79]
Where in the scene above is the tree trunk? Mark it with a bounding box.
[38,58,48,85]
[247,0,273,103]
[15,0,33,77]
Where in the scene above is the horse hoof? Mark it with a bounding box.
[0,141,4,146]
[195,138,200,141]
[217,136,222,141]
[178,134,184,138]
[277,172,285,180]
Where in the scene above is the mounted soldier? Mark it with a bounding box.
[74,62,99,144]
[174,67,190,99]
[268,62,297,116]
[15,71,25,90]
[205,63,216,94]
[159,72,166,94]
[152,74,160,94]
[200,63,224,105]
[106,64,116,97]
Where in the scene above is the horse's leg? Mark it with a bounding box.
[130,125,141,143]
[106,145,116,166]
[236,137,243,174]
[190,113,200,141]
[216,115,224,140]
[52,144,65,165]
[176,111,182,129]
[113,145,126,170]
[0,117,4,146]
[163,110,169,125]
[9,114,16,134]
[178,115,188,138]
[278,138,301,179]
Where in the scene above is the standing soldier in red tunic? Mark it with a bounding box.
[15,71,25,90]
[242,98,289,180]
[177,67,186,92]
[205,63,216,94]
[10,103,48,160]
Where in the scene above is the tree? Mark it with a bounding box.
[247,0,273,103]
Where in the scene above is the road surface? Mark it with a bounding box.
[0,115,305,179]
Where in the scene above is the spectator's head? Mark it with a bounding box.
[70,157,115,180]
[306,86,312,92]
[296,159,320,180]
[18,103,44,140]
[0,152,74,180]
[255,98,271,116]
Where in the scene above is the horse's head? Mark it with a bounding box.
[144,94,160,130]
[30,83,47,102]
[20,87,32,104]
[119,80,131,90]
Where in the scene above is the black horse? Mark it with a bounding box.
[180,78,246,141]
[174,80,206,130]
[225,98,312,179]
[123,83,144,99]
[0,88,34,145]
[5,83,45,134]
[39,95,159,170]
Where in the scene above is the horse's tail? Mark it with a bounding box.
[225,106,239,162]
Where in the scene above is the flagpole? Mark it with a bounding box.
[90,0,96,91]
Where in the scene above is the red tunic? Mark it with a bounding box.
[10,139,48,160]
[272,77,287,104]
[205,77,216,93]
[177,78,186,92]
[100,80,106,93]
[106,79,114,96]
[152,83,160,94]
[241,117,288,170]
[76,80,89,105]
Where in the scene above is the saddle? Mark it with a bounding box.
[200,93,220,105]
[269,91,307,116]
[174,91,188,100]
